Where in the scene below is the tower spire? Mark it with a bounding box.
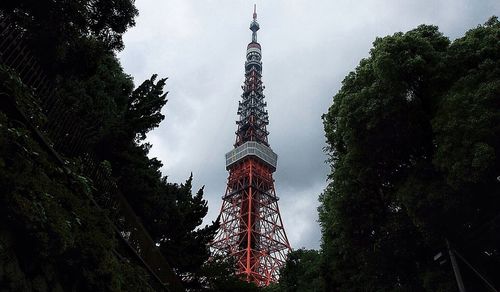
[250,4,260,43]
[211,7,291,287]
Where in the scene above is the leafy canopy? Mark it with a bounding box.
[320,17,500,291]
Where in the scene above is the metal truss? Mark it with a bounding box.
[212,159,291,286]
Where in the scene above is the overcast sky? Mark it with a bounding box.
[118,0,499,250]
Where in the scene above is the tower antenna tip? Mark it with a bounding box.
[253,4,257,20]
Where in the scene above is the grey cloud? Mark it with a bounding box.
[119,0,500,250]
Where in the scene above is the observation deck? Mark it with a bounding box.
[225,141,278,171]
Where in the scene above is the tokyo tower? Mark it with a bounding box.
[211,5,292,286]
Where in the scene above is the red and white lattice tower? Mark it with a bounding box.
[211,5,292,286]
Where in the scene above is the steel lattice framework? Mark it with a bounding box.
[211,6,291,286]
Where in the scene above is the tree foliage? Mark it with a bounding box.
[93,73,218,281]
[0,0,220,291]
[320,17,500,291]
[191,255,261,292]
[1,0,138,149]
[0,106,153,291]
[1,0,137,52]
[271,249,324,292]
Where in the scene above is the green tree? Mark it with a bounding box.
[94,74,219,282]
[157,177,219,276]
[275,249,324,292]
[194,255,261,292]
[1,0,137,54]
[320,17,500,291]
[0,70,154,291]
[1,0,138,154]
[1,1,219,290]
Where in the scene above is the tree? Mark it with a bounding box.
[1,1,219,290]
[320,17,500,291]
[430,16,500,288]
[1,0,138,154]
[274,249,324,292]
[193,255,261,292]
[0,68,154,291]
[1,0,137,53]
[94,74,219,282]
